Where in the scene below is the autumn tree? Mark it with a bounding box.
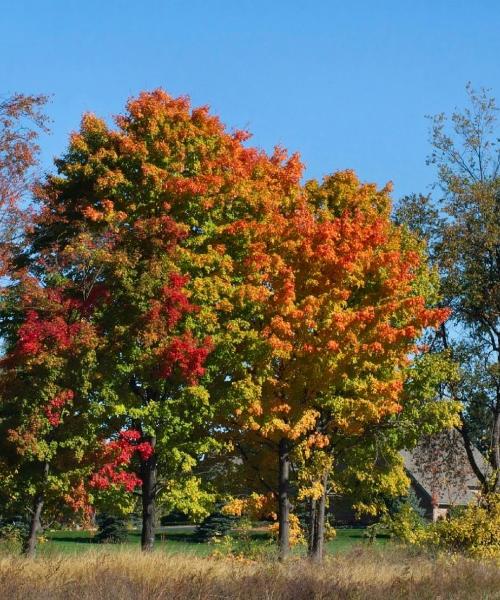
[25,90,301,551]
[222,170,451,560]
[396,84,500,491]
[0,93,49,275]
[0,273,103,557]
[300,229,461,562]
[1,88,457,562]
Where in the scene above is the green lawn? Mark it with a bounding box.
[37,525,387,557]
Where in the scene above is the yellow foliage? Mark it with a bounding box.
[325,522,337,541]
[381,493,500,561]
[288,409,320,440]
[429,493,500,560]
[223,493,276,521]
[297,480,325,502]
[268,513,305,547]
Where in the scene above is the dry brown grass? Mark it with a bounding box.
[0,546,499,599]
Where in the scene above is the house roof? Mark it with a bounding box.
[401,429,489,507]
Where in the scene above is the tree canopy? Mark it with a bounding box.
[0,89,462,559]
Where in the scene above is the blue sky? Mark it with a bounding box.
[1,0,499,199]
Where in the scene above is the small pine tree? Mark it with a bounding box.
[193,507,238,543]
[387,487,426,520]
[94,513,128,544]
[160,510,190,526]
[405,487,427,519]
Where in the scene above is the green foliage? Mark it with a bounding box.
[94,513,128,544]
[403,488,426,519]
[396,85,500,489]
[194,507,238,543]
[386,488,426,520]
[0,520,27,553]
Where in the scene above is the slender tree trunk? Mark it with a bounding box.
[278,437,290,561]
[24,461,49,558]
[309,471,328,563]
[458,424,488,490]
[492,398,500,492]
[140,437,157,552]
[307,497,317,557]
[442,323,495,491]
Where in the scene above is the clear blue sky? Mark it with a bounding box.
[1,0,499,199]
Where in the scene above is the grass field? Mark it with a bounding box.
[1,545,499,599]
[37,525,385,557]
[1,527,499,599]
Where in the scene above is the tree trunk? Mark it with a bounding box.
[278,437,290,561]
[140,437,157,552]
[492,400,500,492]
[307,497,317,557]
[309,471,328,563]
[442,323,496,492]
[458,424,488,490]
[24,461,49,558]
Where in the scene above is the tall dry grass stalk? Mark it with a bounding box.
[0,546,499,599]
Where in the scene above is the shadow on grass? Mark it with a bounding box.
[48,535,96,544]
[48,527,380,548]
[49,530,200,545]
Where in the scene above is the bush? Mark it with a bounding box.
[208,517,275,560]
[0,517,29,553]
[94,513,128,544]
[160,511,190,526]
[194,508,238,543]
[366,491,426,545]
[0,524,25,553]
[386,488,426,520]
[365,504,425,544]
[374,493,500,560]
[428,493,500,559]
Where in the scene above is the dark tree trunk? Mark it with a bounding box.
[24,461,49,558]
[458,424,488,490]
[307,497,317,557]
[278,437,290,561]
[310,471,328,562]
[140,437,157,552]
[441,323,497,491]
[492,399,500,492]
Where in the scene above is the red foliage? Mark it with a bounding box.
[7,280,105,365]
[17,310,83,355]
[158,333,212,384]
[81,284,111,315]
[44,389,74,427]
[89,429,153,492]
[90,465,142,492]
[148,272,198,329]
[64,480,94,520]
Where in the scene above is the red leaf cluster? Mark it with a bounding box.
[148,272,197,329]
[90,429,153,492]
[17,310,82,355]
[157,333,212,384]
[44,389,74,427]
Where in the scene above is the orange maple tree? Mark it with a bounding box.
[222,170,449,560]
